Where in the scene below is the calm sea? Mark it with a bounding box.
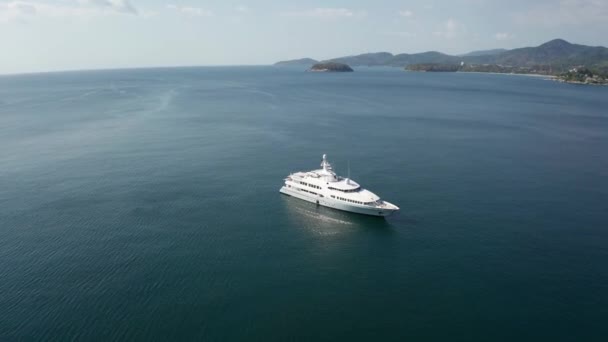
[0,67,607,341]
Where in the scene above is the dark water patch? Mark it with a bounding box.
[0,67,607,341]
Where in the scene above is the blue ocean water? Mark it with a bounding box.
[0,67,607,341]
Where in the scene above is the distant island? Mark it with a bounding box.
[309,62,353,72]
[275,39,608,85]
[274,58,318,67]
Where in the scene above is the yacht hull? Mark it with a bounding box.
[280,186,397,217]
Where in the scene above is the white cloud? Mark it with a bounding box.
[0,0,138,22]
[80,0,137,14]
[494,32,514,41]
[7,1,37,14]
[235,5,248,13]
[433,18,464,39]
[166,4,213,17]
[398,10,413,17]
[282,8,366,18]
[515,0,608,27]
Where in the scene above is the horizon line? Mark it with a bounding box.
[3,38,607,77]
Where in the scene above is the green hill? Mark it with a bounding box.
[388,51,460,66]
[472,39,608,70]
[274,58,318,67]
[324,52,394,66]
[460,48,508,57]
[276,39,608,75]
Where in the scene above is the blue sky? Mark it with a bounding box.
[1,0,607,74]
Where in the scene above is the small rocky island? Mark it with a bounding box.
[309,62,354,72]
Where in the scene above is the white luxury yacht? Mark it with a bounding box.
[280,154,399,217]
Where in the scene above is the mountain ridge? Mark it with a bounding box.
[459,48,508,57]
[274,39,608,73]
[274,58,318,67]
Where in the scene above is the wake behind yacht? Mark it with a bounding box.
[280,154,399,217]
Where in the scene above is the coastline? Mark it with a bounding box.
[456,71,556,78]
[464,71,606,85]
[404,69,557,78]
[554,78,608,86]
[410,69,605,85]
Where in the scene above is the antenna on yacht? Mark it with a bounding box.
[347,160,351,184]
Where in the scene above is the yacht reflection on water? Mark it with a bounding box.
[281,195,394,237]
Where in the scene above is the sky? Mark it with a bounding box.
[1,0,608,74]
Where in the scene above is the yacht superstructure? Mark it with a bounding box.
[280,154,399,217]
